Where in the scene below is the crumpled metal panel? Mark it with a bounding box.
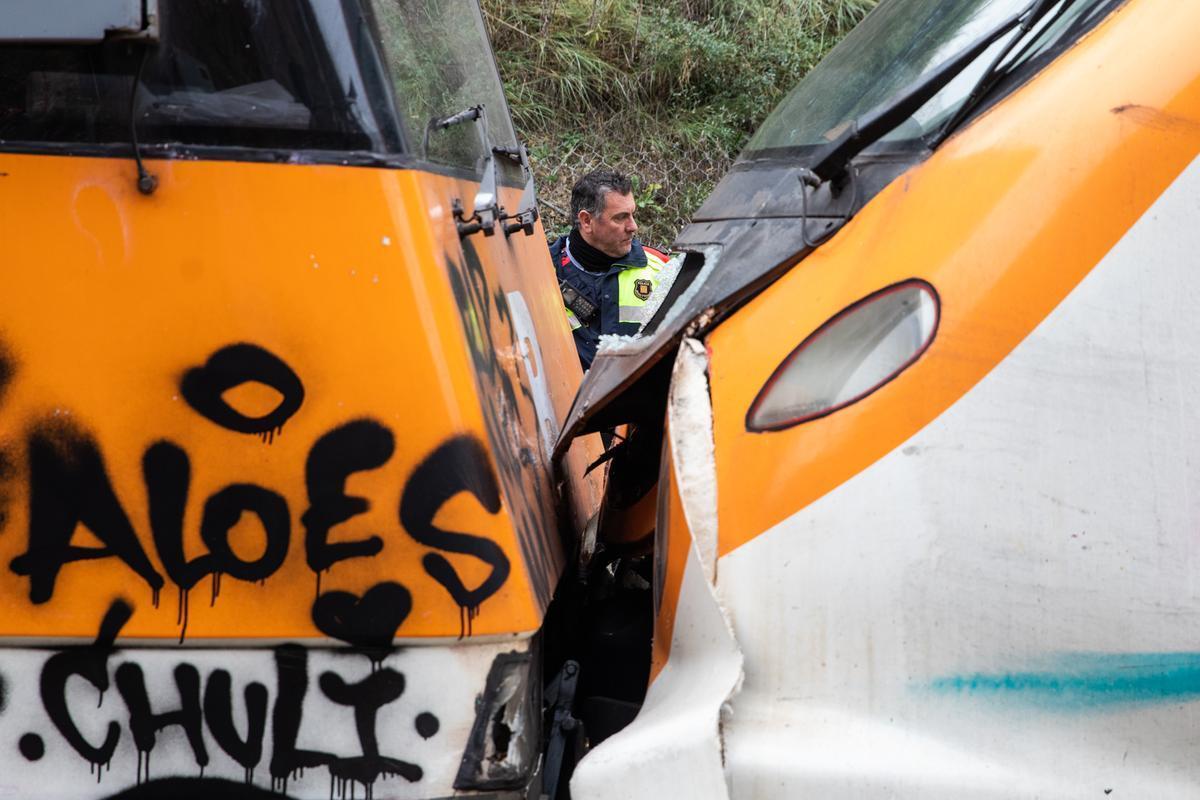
[571,339,742,800]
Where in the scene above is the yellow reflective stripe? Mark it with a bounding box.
[564,307,582,330]
[618,262,662,325]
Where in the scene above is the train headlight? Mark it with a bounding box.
[746,279,939,431]
[454,650,539,792]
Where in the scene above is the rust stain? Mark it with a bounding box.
[1111,104,1200,137]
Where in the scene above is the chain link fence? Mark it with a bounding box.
[526,121,735,248]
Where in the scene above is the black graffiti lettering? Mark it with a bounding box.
[269,645,335,792]
[203,670,267,783]
[180,344,304,439]
[302,420,392,580]
[38,611,439,792]
[199,485,289,582]
[115,662,209,783]
[12,422,164,604]
[144,441,214,641]
[319,669,422,789]
[144,441,217,594]
[40,600,131,773]
[399,435,510,636]
[311,581,412,656]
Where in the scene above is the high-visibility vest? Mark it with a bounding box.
[550,236,671,368]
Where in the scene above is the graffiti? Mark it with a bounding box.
[39,599,132,774]
[415,712,438,739]
[116,661,210,783]
[446,242,562,609]
[18,602,446,797]
[143,441,291,639]
[269,645,424,795]
[13,421,166,606]
[202,669,267,782]
[0,334,531,795]
[180,343,305,443]
[19,731,44,761]
[0,208,565,795]
[0,340,14,405]
[399,435,510,637]
[302,420,392,592]
[317,668,423,790]
[310,582,412,655]
[5,344,513,645]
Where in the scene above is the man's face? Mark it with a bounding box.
[579,190,638,258]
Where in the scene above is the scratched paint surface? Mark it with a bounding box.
[0,153,569,641]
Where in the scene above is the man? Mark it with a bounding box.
[549,170,671,370]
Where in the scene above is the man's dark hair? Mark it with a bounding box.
[571,169,633,226]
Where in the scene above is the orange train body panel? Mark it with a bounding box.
[648,438,688,684]
[0,152,590,641]
[706,0,1200,558]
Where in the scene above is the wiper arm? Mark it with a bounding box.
[808,0,1061,183]
[129,43,158,195]
[929,0,1077,149]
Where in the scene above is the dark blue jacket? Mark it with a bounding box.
[549,235,669,369]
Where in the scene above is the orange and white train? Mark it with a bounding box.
[2,0,1199,797]
[560,0,1200,796]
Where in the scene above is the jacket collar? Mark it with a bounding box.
[561,234,647,273]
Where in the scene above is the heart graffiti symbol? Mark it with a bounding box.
[311,581,413,649]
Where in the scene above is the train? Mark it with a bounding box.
[0,1,601,797]
[559,0,1200,796]
[2,0,1198,797]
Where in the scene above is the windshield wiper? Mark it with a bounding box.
[929,0,1079,148]
[807,0,1067,183]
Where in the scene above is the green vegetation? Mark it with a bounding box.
[481,0,877,242]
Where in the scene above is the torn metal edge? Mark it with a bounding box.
[668,335,745,794]
[668,337,720,585]
[591,244,725,359]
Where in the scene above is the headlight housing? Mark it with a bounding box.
[747,279,939,431]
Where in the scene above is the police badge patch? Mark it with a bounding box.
[634,279,653,300]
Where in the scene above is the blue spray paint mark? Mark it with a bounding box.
[928,653,1200,711]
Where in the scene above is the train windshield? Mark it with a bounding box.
[744,0,1114,159]
[370,0,519,169]
[0,0,402,155]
